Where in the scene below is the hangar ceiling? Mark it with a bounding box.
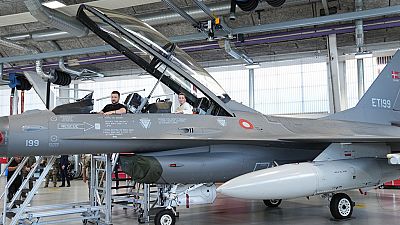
[0,0,400,75]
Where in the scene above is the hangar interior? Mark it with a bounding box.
[0,0,399,225]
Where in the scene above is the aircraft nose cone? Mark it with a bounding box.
[0,116,9,156]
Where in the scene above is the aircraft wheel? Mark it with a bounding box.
[154,209,176,225]
[263,199,282,207]
[330,193,354,219]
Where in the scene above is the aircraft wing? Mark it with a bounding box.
[279,136,400,143]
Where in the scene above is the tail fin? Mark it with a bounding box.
[327,50,400,125]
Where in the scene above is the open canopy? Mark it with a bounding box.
[76,4,234,116]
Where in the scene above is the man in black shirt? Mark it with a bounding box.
[7,156,23,201]
[99,91,127,115]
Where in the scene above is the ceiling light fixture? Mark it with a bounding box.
[245,63,261,69]
[42,1,66,9]
[355,52,373,59]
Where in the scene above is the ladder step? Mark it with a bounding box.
[112,193,136,197]
[111,185,135,189]
[27,207,101,218]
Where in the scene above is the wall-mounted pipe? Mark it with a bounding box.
[24,0,89,37]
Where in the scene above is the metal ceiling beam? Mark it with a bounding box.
[0,0,161,27]
[231,4,400,35]
[1,4,400,64]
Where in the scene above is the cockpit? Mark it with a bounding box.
[65,4,235,117]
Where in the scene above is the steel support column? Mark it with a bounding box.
[356,0,365,99]
[249,68,255,109]
[327,34,342,113]
[338,60,348,110]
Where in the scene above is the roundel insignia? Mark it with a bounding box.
[239,119,254,129]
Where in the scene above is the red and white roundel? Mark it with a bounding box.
[239,119,254,129]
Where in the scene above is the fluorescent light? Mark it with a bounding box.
[355,52,373,59]
[42,1,66,9]
[245,63,260,69]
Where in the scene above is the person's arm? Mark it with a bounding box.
[8,166,18,172]
[116,107,127,114]
[98,105,107,114]
[104,105,127,115]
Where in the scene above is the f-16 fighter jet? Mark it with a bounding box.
[0,4,399,223]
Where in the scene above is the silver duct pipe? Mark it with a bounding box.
[0,39,30,52]
[35,60,53,80]
[0,37,54,81]
[48,40,105,78]
[24,0,88,37]
[7,0,320,42]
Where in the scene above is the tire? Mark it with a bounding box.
[154,209,176,225]
[330,193,354,219]
[266,0,286,7]
[263,199,282,207]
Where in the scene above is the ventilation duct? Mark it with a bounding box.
[24,0,89,37]
[266,0,286,7]
[235,0,286,11]
[235,0,259,11]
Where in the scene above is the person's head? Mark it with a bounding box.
[14,156,22,163]
[178,93,186,105]
[111,91,121,104]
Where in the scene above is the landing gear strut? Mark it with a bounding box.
[263,199,282,207]
[329,193,354,219]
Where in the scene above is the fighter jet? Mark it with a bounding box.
[0,4,399,221]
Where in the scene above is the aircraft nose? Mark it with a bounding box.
[0,116,9,156]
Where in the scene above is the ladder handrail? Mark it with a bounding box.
[1,157,29,225]
[7,156,43,209]
[9,156,57,225]
[0,157,13,177]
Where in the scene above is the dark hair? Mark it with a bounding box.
[111,91,120,97]
[178,93,185,97]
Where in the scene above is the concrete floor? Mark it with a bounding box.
[1,178,399,225]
